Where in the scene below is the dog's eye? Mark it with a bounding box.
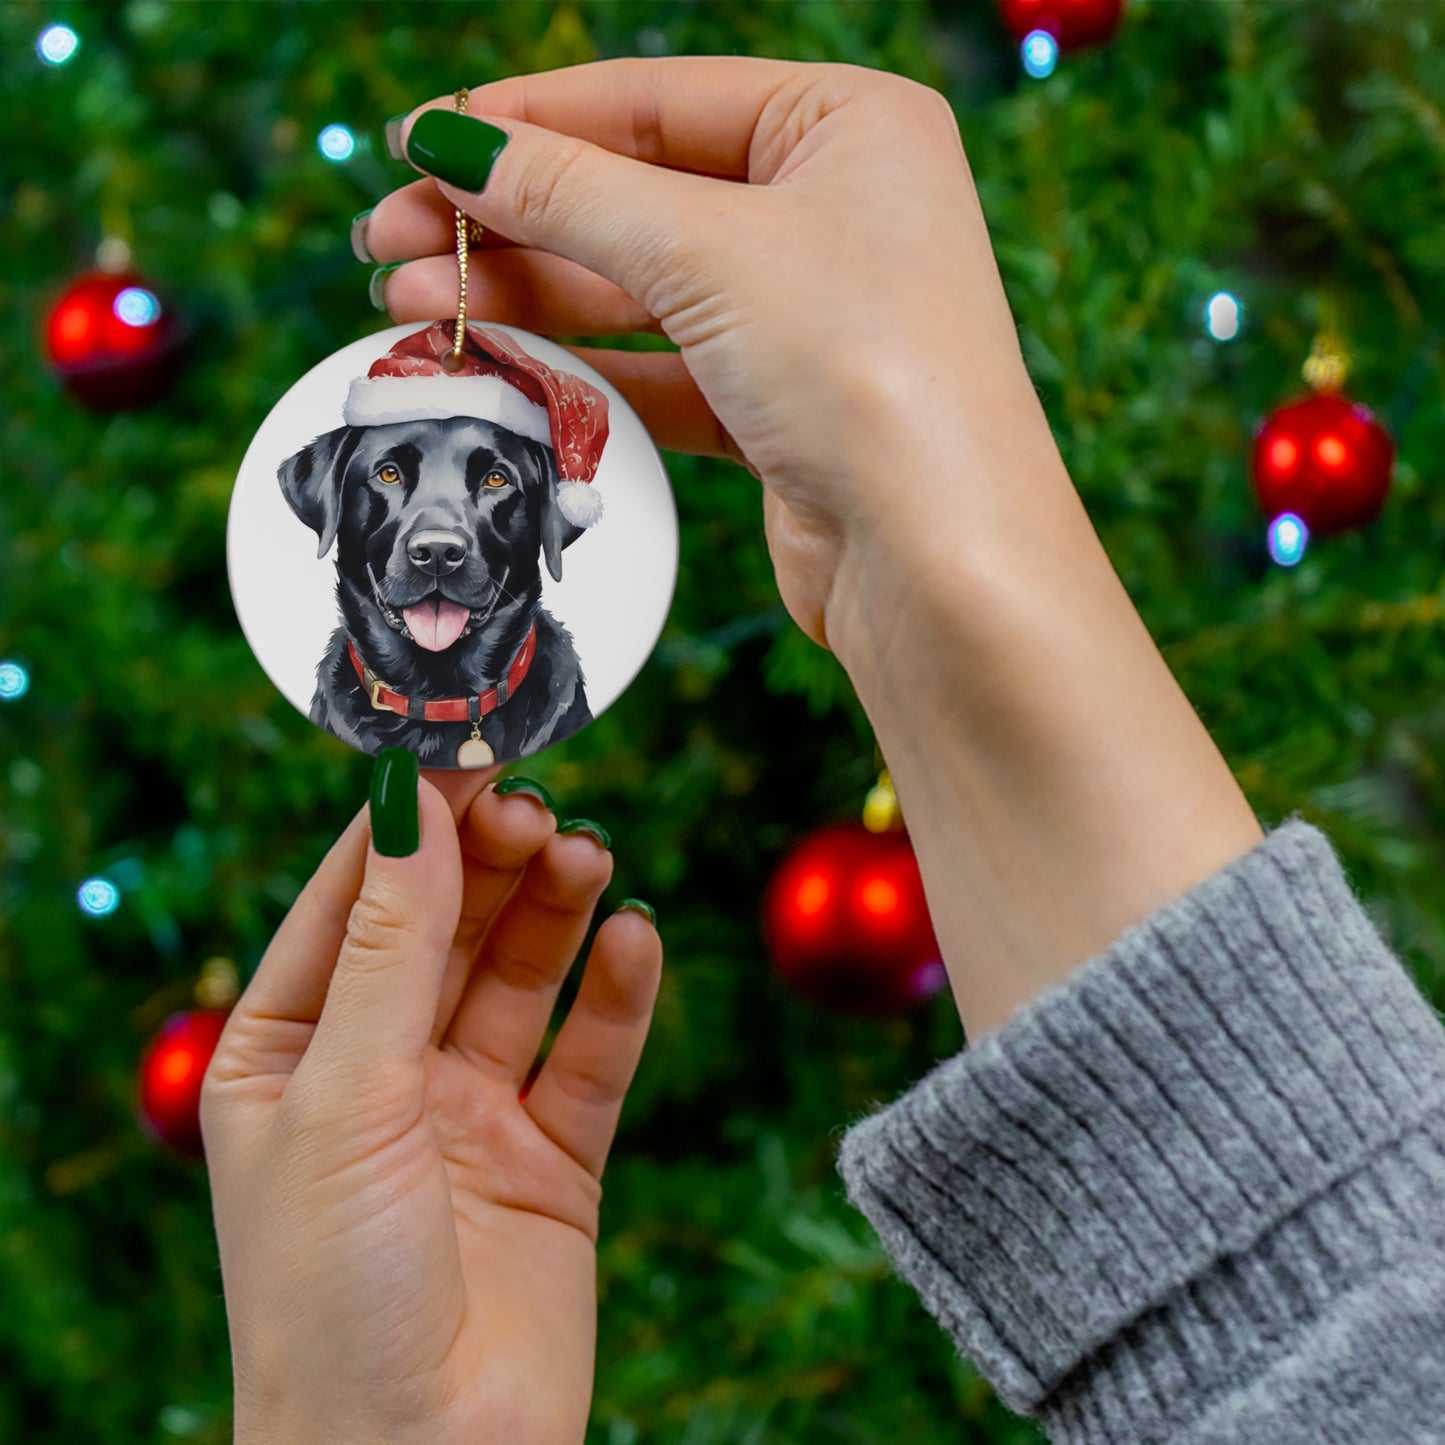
[482,469,510,489]
[377,464,403,486]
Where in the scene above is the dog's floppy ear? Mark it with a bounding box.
[277,426,359,559]
[536,444,584,584]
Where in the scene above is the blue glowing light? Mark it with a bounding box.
[1206,291,1243,342]
[78,877,121,917]
[37,24,79,66]
[1267,512,1309,567]
[0,661,29,701]
[318,124,356,162]
[1022,30,1059,79]
[114,287,161,328]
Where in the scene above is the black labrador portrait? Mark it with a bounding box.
[277,413,593,767]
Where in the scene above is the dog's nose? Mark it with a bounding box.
[406,530,468,575]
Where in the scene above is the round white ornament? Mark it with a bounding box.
[227,319,678,768]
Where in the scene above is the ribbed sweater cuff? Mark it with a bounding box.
[835,817,1445,1431]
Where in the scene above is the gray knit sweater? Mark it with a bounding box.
[836,817,1445,1443]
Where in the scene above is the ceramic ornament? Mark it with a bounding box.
[228,319,677,769]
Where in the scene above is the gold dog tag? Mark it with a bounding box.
[457,725,494,769]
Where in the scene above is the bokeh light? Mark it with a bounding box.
[1022,30,1059,79]
[0,660,29,701]
[1205,291,1242,341]
[1267,512,1309,567]
[317,124,356,162]
[113,287,162,328]
[77,878,121,917]
[37,24,79,66]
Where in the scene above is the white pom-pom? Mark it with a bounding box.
[556,481,603,528]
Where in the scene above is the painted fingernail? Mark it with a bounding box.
[368,261,403,311]
[370,748,420,857]
[558,818,611,851]
[617,898,656,926]
[350,208,375,264]
[494,776,555,812]
[405,110,510,192]
[384,113,409,162]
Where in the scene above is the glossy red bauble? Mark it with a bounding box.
[137,1009,230,1157]
[763,823,945,1017]
[1251,392,1394,538]
[44,270,181,409]
[998,0,1125,49]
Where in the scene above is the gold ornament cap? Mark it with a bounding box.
[863,768,902,833]
[194,956,240,1010]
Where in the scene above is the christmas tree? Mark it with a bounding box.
[2,3,1443,1441]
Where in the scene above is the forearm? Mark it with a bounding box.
[827,389,1262,1040]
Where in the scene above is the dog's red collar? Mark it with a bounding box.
[347,623,538,724]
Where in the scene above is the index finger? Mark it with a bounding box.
[408,55,809,181]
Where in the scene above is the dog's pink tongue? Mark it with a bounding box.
[403,598,470,652]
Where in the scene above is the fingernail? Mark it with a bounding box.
[384,113,409,162]
[405,110,510,192]
[370,747,420,857]
[558,818,611,851]
[350,208,375,264]
[617,898,656,926]
[369,261,403,311]
[494,775,555,812]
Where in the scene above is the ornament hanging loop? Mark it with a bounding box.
[1303,294,1350,393]
[441,87,481,375]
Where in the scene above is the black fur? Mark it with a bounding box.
[278,416,592,767]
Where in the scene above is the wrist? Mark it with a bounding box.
[822,427,1262,1039]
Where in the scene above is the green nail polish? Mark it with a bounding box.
[558,818,612,851]
[617,898,656,926]
[350,208,375,264]
[370,748,419,857]
[405,110,510,192]
[494,776,555,812]
[384,113,409,162]
[369,261,403,311]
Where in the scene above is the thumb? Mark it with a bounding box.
[303,751,462,1089]
[398,106,744,318]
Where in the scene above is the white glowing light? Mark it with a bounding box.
[0,661,29,700]
[78,878,121,917]
[114,287,161,327]
[38,24,79,66]
[1022,30,1059,79]
[1267,512,1309,567]
[1206,291,1243,342]
[318,124,356,162]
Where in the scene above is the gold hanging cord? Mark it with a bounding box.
[442,88,485,373]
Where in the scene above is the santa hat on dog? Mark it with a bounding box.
[343,321,609,528]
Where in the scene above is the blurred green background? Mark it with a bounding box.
[2,2,1444,1441]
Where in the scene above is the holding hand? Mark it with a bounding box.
[362,56,1059,658]
[202,758,660,1445]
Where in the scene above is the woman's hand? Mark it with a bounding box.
[201,764,661,1445]
[362,59,1263,1041]
[361,57,1062,659]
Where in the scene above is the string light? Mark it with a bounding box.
[113,287,162,328]
[0,660,29,701]
[1022,30,1060,78]
[77,877,121,917]
[317,124,356,162]
[1267,512,1309,568]
[37,24,79,66]
[1205,291,1243,341]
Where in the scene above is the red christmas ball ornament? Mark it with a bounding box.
[1251,392,1394,538]
[137,1009,230,1157]
[44,269,181,410]
[998,0,1124,50]
[764,822,945,1017]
